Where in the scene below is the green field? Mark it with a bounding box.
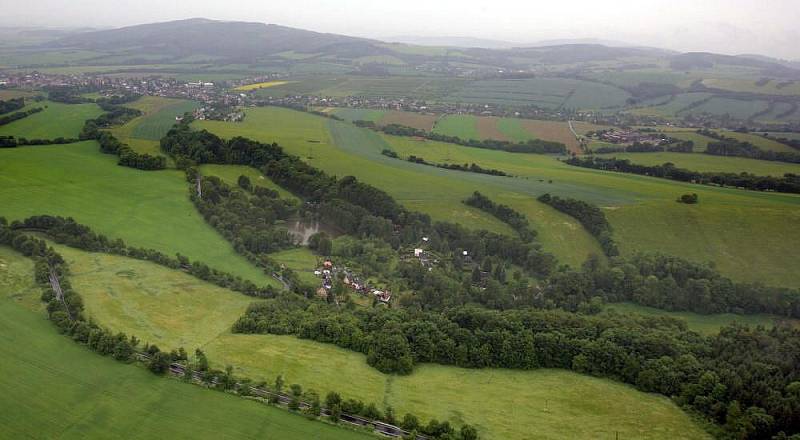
[432,114,479,140]
[0,247,372,440]
[330,107,386,123]
[686,97,770,120]
[130,99,199,140]
[604,302,797,336]
[267,247,320,285]
[199,164,300,201]
[0,141,276,286]
[108,96,198,160]
[196,106,800,286]
[0,101,102,139]
[496,117,535,142]
[594,151,800,176]
[446,78,631,109]
[715,130,797,153]
[51,243,710,440]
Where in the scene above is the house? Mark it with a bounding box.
[414,248,424,257]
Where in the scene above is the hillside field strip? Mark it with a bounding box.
[0,100,103,139]
[0,141,277,286]
[110,95,199,158]
[50,243,710,440]
[0,246,372,440]
[196,106,800,286]
[594,151,800,176]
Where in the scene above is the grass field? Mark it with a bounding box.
[0,247,372,440]
[268,247,320,285]
[108,96,198,160]
[432,114,479,140]
[199,164,300,201]
[51,244,710,440]
[594,151,800,176]
[715,130,797,153]
[0,141,276,286]
[196,106,800,286]
[234,80,293,91]
[446,78,631,109]
[0,100,102,139]
[604,302,797,336]
[686,98,770,120]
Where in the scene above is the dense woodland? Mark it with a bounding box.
[357,121,567,154]
[566,156,800,194]
[0,97,25,115]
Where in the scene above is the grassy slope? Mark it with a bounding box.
[268,247,320,285]
[53,244,710,440]
[0,247,371,440]
[0,101,103,139]
[196,107,800,286]
[199,164,300,201]
[432,114,480,140]
[603,302,798,336]
[716,130,796,153]
[109,96,198,159]
[594,152,800,176]
[0,141,276,286]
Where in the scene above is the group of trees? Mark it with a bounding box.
[193,175,297,255]
[698,129,800,164]
[463,191,537,242]
[363,122,566,154]
[401,153,509,176]
[232,291,800,438]
[0,97,25,114]
[0,135,79,148]
[536,193,618,256]
[565,156,800,194]
[0,106,42,126]
[80,103,166,170]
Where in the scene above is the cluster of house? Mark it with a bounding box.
[593,129,667,145]
[314,259,392,303]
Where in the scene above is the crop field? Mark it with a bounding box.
[0,89,37,100]
[199,164,299,201]
[520,119,581,153]
[445,78,631,109]
[234,80,293,91]
[0,100,102,139]
[316,76,468,99]
[685,97,771,120]
[329,107,386,123]
[52,244,710,440]
[702,78,800,96]
[628,93,713,118]
[130,99,199,140]
[603,302,797,336]
[662,131,717,151]
[0,247,370,440]
[0,141,275,285]
[197,106,800,286]
[432,114,480,140]
[593,152,800,176]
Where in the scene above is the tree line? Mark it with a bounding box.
[0,218,477,440]
[0,135,79,148]
[698,129,800,164]
[381,149,508,176]
[0,106,43,126]
[463,191,537,242]
[357,121,567,154]
[565,156,800,194]
[594,139,694,154]
[536,193,619,256]
[80,103,166,170]
[232,292,800,439]
[0,97,25,115]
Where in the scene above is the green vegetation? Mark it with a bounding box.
[51,243,709,440]
[432,114,479,140]
[445,78,631,109]
[196,106,800,286]
[0,100,102,139]
[331,107,385,123]
[199,164,299,201]
[108,96,198,160]
[604,302,797,336]
[0,141,275,285]
[715,130,797,153]
[594,151,800,176]
[495,117,534,142]
[0,247,372,440]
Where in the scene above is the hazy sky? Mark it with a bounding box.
[3,0,799,59]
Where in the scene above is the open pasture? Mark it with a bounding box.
[53,244,710,440]
[0,100,102,139]
[593,151,800,176]
[0,247,369,440]
[0,141,275,286]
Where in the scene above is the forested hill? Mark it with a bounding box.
[52,18,380,60]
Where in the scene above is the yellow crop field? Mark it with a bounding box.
[234,80,293,91]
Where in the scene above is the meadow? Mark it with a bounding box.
[0,141,276,286]
[0,247,371,440]
[108,96,198,160]
[51,243,710,440]
[594,151,800,176]
[603,302,797,336]
[197,106,800,286]
[0,100,103,139]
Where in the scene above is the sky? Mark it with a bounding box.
[2,0,799,59]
